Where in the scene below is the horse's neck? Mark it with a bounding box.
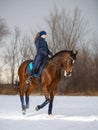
[51,55,62,67]
[50,52,70,66]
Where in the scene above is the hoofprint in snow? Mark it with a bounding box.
[0,96,98,130]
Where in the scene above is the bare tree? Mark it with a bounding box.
[3,26,35,85]
[46,7,87,53]
[92,37,98,90]
[0,17,9,46]
[45,7,93,94]
[0,18,9,84]
[3,27,20,86]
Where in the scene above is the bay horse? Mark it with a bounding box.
[18,50,78,115]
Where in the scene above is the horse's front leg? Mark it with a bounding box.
[35,97,50,111]
[35,85,50,111]
[48,92,54,115]
[48,83,57,115]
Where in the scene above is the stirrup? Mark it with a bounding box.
[26,76,33,84]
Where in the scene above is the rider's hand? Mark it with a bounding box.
[48,54,52,58]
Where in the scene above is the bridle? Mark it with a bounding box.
[49,55,75,67]
[63,56,76,67]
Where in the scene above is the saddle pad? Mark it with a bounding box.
[26,60,46,78]
[26,61,33,76]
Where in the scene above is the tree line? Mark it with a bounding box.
[0,8,98,95]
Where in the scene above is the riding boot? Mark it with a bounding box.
[26,69,36,84]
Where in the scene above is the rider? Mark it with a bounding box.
[26,31,53,83]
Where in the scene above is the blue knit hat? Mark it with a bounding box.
[39,31,47,36]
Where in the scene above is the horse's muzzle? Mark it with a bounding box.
[64,71,72,77]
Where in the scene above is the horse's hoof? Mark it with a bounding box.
[22,111,26,115]
[26,104,29,109]
[35,105,40,111]
[22,106,26,115]
[49,114,54,118]
[22,109,26,115]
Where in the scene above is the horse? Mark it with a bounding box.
[18,50,78,115]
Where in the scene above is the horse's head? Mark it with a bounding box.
[62,50,78,77]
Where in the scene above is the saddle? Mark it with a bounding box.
[26,59,47,78]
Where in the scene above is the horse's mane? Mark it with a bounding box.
[50,50,77,60]
[51,50,72,59]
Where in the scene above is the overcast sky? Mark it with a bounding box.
[0,0,98,35]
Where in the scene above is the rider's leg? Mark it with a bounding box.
[33,55,43,71]
[26,55,43,83]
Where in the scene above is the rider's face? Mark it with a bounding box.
[41,34,47,39]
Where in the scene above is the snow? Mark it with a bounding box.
[0,95,98,130]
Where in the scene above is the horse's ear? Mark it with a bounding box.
[73,50,78,55]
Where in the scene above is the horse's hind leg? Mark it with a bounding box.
[19,81,26,114]
[25,83,35,109]
[25,91,29,109]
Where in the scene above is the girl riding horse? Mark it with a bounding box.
[26,31,53,84]
[18,49,78,115]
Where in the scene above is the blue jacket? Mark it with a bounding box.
[35,36,53,57]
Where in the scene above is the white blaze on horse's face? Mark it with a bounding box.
[72,60,75,64]
[63,58,74,77]
[63,56,76,77]
[64,71,67,77]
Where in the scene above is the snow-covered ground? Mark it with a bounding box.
[0,95,98,130]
